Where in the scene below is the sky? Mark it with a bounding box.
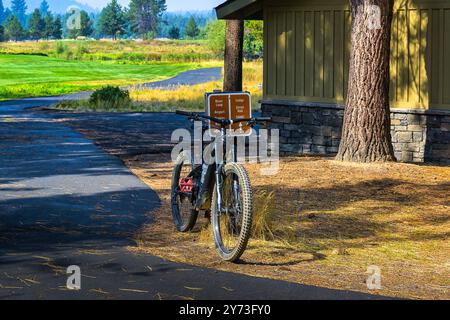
[76,0,224,11]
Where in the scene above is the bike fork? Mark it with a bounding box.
[214,128,226,214]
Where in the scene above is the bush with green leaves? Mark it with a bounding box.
[55,41,68,55]
[244,20,263,59]
[205,19,264,59]
[206,19,225,54]
[89,86,132,110]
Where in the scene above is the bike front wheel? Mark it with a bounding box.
[211,163,253,262]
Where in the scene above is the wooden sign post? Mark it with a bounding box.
[206,92,252,136]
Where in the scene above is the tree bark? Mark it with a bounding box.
[223,20,244,92]
[336,0,396,162]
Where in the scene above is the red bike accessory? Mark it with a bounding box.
[179,177,194,193]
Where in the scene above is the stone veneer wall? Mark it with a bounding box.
[261,101,450,164]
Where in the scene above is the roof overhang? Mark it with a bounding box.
[215,0,263,20]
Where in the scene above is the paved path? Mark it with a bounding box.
[0,72,387,300]
[58,67,223,101]
[137,67,222,89]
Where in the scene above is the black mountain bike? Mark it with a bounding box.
[171,110,271,262]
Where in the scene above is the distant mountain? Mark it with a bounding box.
[3,0,98,14]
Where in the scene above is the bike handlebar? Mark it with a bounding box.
[176,111,272,127]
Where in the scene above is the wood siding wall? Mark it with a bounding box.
[264,0,450,110]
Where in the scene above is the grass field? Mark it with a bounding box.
[55,61,263,112]
[0,39,220,63]
[0,40,222,100]
[130,61,262,111]
[0,53,208,100]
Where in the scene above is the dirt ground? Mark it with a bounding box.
[124,153,449,300]
[58,114,449,300]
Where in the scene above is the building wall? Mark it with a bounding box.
[263,0,450,110]
[262,102,450,164]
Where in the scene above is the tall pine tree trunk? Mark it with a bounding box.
[336,0,396,162]
[223,20,244,92]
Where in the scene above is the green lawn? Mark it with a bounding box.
[0,54,202,100]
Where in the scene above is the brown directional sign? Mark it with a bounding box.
[206,92,252,135]
[230,93,252,133]
[207,94,230,130]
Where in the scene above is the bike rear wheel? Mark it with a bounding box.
[211,163,253,262]
[171,152,199,232]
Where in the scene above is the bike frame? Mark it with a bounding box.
[177,110,270,214]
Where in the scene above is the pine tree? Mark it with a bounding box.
[223,20,244,92]
[3,8,11,24]
[68,10,93,39]
[40,0,50,16]
[11,0,27,26]
[0,0,5,25]
[43,12,54,39]
[128,0,166,38]
[99,0,126,40]
[29,8,44,40]
[4,14,25,41]
[185,16,199,39]
[168,26,180,39]
[0,25,5,42]
[336,0,396,162]
[52,15,62,39]
[79,11,94,37]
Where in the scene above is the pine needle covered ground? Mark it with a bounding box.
[125,154,449,300]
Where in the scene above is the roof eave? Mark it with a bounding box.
[215,0,263,20]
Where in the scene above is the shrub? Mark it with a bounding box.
[89,86,131,110]
[206,20,225,54]
[244,20,264,60]
[77,44,89,54]
[55,42,68,55]
[75,44,89,59]
[39,42,50,51]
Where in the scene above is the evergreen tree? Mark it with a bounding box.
[78,11,93,37]
[0,25,5,42]
[336,0,396,162]
[3,8,11,23]
[185,16,199,39]
[4,14,25,41]
[158,11,215,39]
[223,20,244,92]
[128,0,166,38]
[68,10,93,39]
[40,0,50,16]
[0,0,5,24]
[11,0,27,26]
[99,0,126,40]
[43,12,54,39]
[29,8,44,40]
[168,26,180,39]
[52,15,62,39]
